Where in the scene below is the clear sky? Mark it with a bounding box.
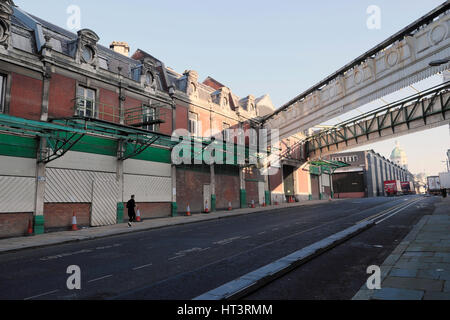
[14,0,450,175]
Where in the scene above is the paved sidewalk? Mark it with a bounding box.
[353,196,450,300]
[0,199,336,254]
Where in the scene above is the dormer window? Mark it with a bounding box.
[188,82,197,95]
[0,0,13,49]
[145,72,154,86]
[81,45,94,63]
[0,22,5,41]
[75,29,100,67]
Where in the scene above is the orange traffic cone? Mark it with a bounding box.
[27,219,33,236]
[136,208,141,222]
[71,211,78,231]
[251,200,255,208]
[187,204,191,216]
[205,200,209,213]
[228,202,232,211]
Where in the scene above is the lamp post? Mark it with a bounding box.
[443,160,450,172]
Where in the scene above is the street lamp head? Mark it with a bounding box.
[429,58,450,67]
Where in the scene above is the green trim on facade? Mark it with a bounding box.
[0,132,172,163]
[265,190,271,206]
[56,134,171,164]
[132,146,172,164]
[117,202,124,223]
[34,215,45,235]
[171,202,178,217]
[70,135,118,156]
[0,134,37,159]
[240,189,247,208]
[211,194,216,212]
[310,166,321,175]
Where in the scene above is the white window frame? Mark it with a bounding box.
[189,112,199,137]
[222,122,230,141]
[142,105,158,132]
[0,74,5,114]
[77,86,97,118]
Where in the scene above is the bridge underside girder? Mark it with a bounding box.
[306,83,450,158]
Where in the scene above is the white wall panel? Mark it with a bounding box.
[321,174,331,187]
[91,179,119,227]
[124,174,171,202]
[0,176,35,213]
[44,168,116,203]
[258,181,265,205]
[0,156,36,177]
[123,159,171,177]
[47,151,116,173]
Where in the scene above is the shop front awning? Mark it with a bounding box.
[334,166,364,173]
[307,159,350,175]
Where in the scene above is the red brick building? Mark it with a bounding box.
[0,1,310,239]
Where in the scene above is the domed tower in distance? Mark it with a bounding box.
[390,141,408,170]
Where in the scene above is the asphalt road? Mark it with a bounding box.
[245,195,438,300]
[0,195,437,300]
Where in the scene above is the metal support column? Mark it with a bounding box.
[116,139,125,222]
[240,166,246,208]
[210,164,216,212]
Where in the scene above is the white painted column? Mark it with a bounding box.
[210,164,216,211]
[171,165,177,216]
[116,140,125,203]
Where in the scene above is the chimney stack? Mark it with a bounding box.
[110,41,130,57]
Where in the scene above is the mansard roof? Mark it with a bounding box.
[7,3,275,114]
[9,9,165,90]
